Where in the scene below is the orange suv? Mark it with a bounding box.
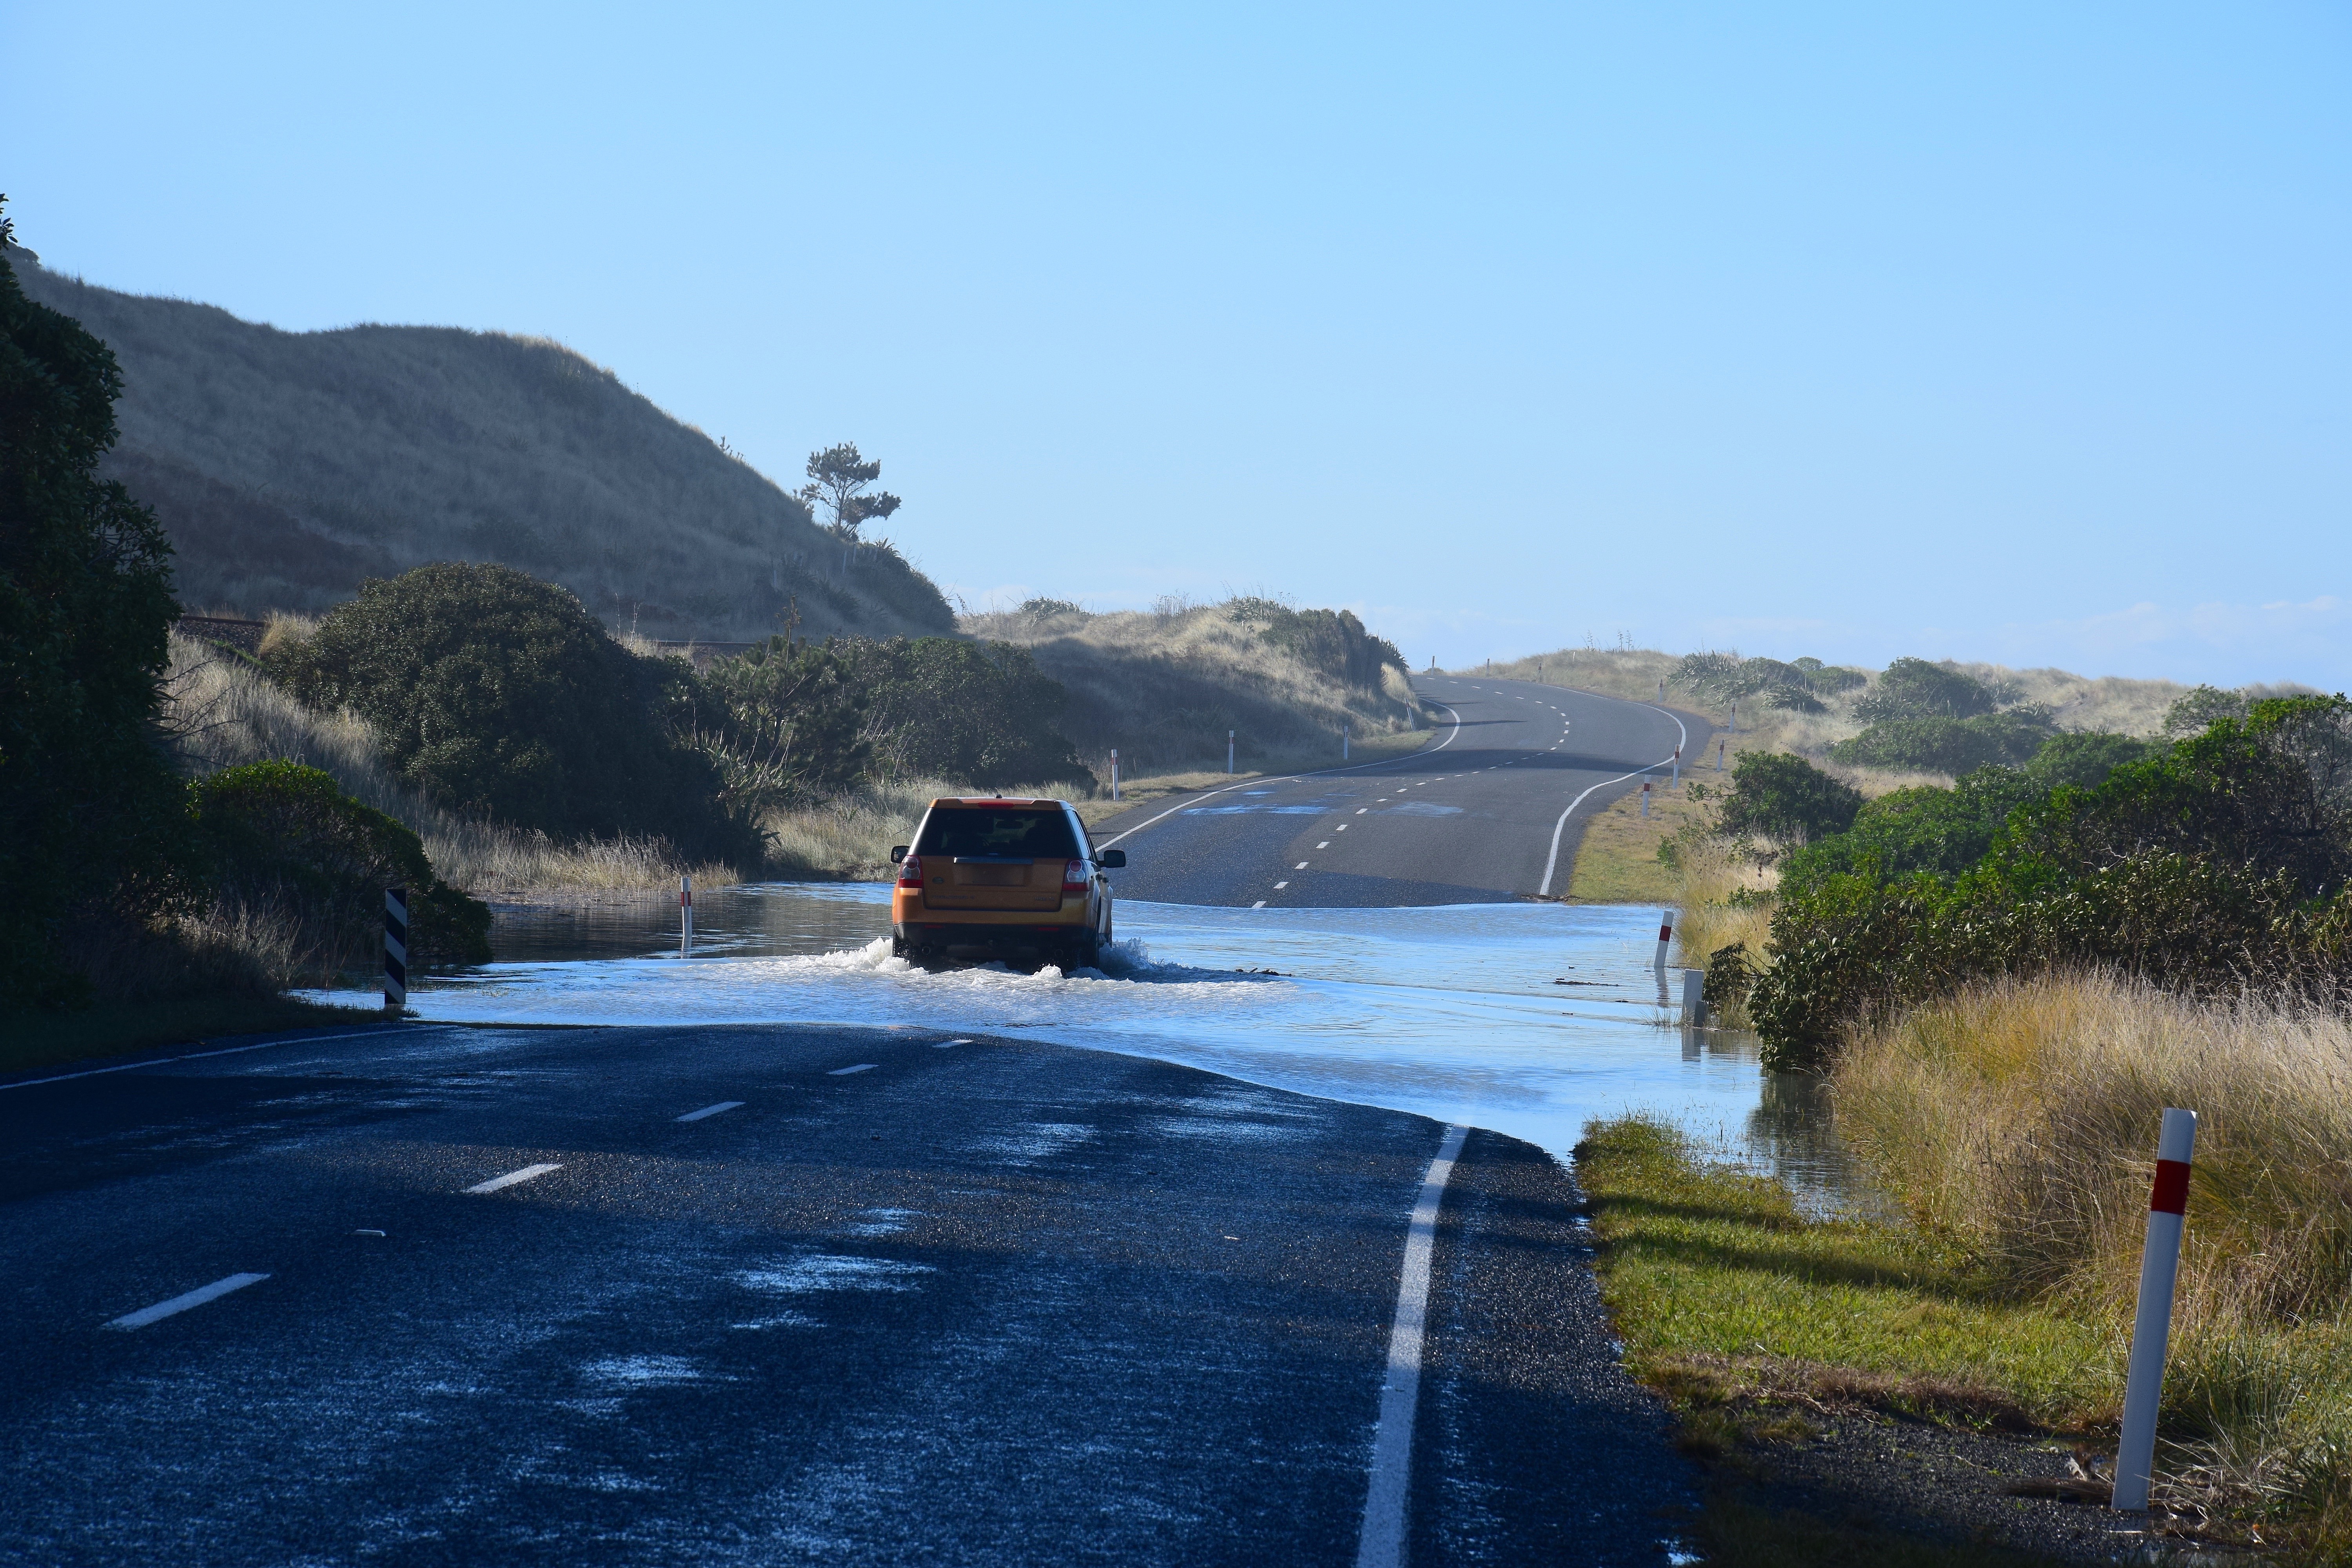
[889,797,1124,969]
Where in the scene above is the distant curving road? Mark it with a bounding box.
[1096,675,1713,908]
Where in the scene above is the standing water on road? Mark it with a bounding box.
[307,882,1866,1209]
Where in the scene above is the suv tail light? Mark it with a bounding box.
[897,855,923,887]
[1062,858,1088,893]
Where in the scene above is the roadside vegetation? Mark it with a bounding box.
[1547,648,2352,1555]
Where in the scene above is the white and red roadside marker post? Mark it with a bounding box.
[383,887,407,1014]
[2114,1107,2198,1512]
[1227,730,1235,775]
[1111,748,1121,802]
[1653,909,1674,971]
[1671,747,1681,789]
[680,875,693,957]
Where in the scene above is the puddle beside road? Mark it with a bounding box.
[303,882,1873,1212]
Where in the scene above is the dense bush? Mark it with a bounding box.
[1715,752,1862,849]
[0,207,190,1008]
[1752,696,2352,1067]
[1852,657,2001,723]
[695,636,871,816]
[273,563,755,859]
[840,637,1091,787]
[1826,708,2055,773]
[192,761,490,967]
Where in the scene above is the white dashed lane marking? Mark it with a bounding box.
[1275,881,1290,889]
[1317,841,1331,848]
[107,1272,269,1330]
[935,1038,973,1048]
[828,1063,878,1076]
[677,1101,742,1122]
[467,1163,562,1194]
[1294,862,1309,870]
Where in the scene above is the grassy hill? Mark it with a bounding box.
[961,598,1431,779]
[7,246,952,642]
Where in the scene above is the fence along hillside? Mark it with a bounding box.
[7,248,953,644]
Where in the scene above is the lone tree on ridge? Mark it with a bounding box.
[798,443,902,543]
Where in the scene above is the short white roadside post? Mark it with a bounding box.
[2114,1107,2198,1512]
[1656,679,1665,702]
[1681,967,1705,1028]
[1653,909,1674,971]
[1717,739,1726,771]
[1227,730,1235,775]
[1728,701,1737,733]
[1672,747,1681,789]
[680,874,693,956]
[1641,779,1651,818]
[1111,748,1120,802]
[1343,724,1351,761]
[383,887,407,1014]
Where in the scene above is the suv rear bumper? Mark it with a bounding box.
[893,919,1093,959]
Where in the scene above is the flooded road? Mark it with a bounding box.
[311,883,1863,1209]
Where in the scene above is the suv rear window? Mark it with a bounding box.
[915,808,1078,860]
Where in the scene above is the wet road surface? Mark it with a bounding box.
[0,1019,1694,1565]
[1096,675,1712,908]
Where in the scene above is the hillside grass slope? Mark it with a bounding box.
[8,247,951,642]
[962,599,1430,777]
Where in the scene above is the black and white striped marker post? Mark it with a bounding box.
[383,887,408,1013]
[1111,748,1120,802]
[2114,1107,2198,1512]
[679,874,693,956]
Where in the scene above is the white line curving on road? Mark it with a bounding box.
[1535,703,1690,897]
[1354,1122,1470,1568]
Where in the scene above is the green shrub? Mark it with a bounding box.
[0,205,191,1009]
[272,562,754,859]
[697,635,871,814]
[1851,657,1999,723]
[842,637,1091,787]
[1752,697,2352,1067]
[1715,752,1862,849]
[2019,729,2159,788]
[192,760,490,967]
[1826,709,2054,773]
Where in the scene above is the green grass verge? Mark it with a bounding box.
[0,992,377,1078]
[1575,1116,2116,1430]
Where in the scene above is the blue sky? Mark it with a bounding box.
[7,2,2348,685]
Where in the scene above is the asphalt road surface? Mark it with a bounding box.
[1095,675,1712,907]
[0,1019,1693,1566]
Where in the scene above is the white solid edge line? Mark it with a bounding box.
[107,1272,270,1329]
[1354,1123,1470,1568]
[676,1101,744,1122]
[1095,704,1464,849]
[0,1025,452,1093]
[466,1162,562,1194]
[828,1063,878,1075]
[1536,703,1690,897]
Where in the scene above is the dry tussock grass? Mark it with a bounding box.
[1835,973,2352,1525]
[962,602,1429,774]
[165,635,737,895]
